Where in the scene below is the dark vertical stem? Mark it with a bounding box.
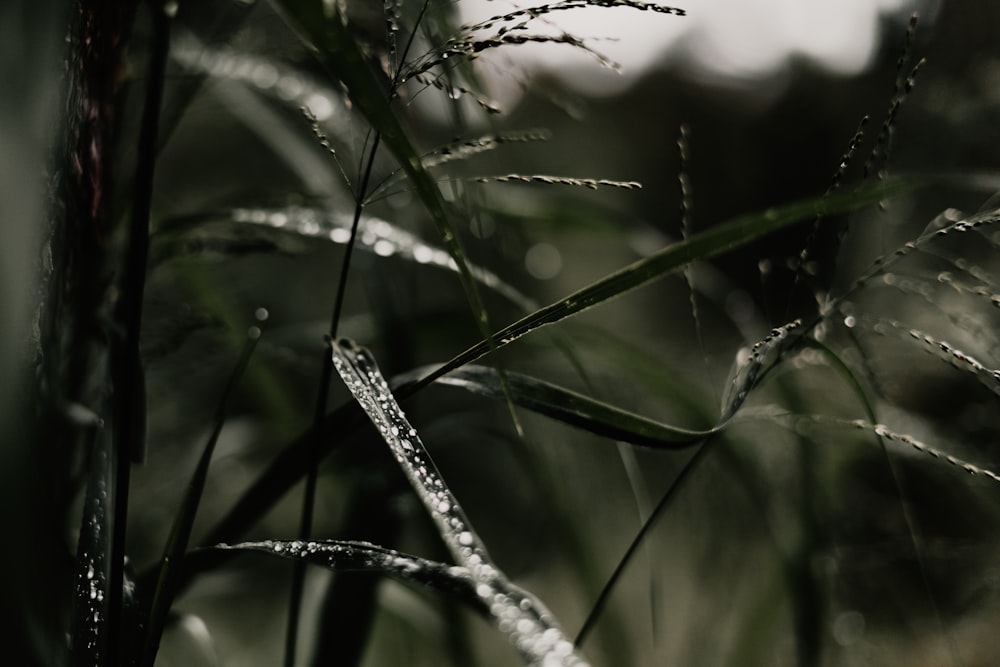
[109,1,171,662]
[284,132,382,667]
[575,441,712,649]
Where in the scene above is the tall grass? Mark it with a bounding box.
[13,1,1000,665]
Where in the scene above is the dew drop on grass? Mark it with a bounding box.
[303,93,334,121]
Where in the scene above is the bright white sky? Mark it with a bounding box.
[459,0,916,97]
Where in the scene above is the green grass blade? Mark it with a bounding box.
[140,320,263,667]
[407,179,917,390]
[330,338,590,667]
[401,364,713,447]
[213,539,480,604]
[172,177,908,593]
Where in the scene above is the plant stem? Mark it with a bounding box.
[108,2,170,662]
[284,131,383,667]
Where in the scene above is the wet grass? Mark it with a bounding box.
[17,1,1000,666]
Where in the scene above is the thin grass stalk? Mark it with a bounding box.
[284,129,384,666]
[140,320,263,667]
[575,440,713,649]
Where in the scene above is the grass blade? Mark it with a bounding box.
[214,539,481,604]
[400,364,713,447]
[140,317,264,667]
[176,185,913,592]
[330,338,590,666]
[407,179,916,392]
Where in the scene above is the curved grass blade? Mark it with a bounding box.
[173,318,803,589]
[397,364,713,447]
[720,318,803,421]
[406,179,915,393]
[216,537,595,665]
[330,338,590,667]
[174,185,910,592]
[215,539,480,604]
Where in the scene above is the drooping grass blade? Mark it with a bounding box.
[396,364,713,447]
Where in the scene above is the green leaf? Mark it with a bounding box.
[213,539,481,607]
[329,339,589,667]
[406,178,916,391]
[402,364,713,447]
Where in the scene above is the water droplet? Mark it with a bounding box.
[304,93,334,121]
[458,531,474,546]
[373,239,395,257]
[164,0,179,18]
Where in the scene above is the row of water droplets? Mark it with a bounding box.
[330,338,589,667]
[791,414,1000,484]
[226,539,472,593]
[777,206,1000,484]
[73,434,112,662]
[821,208,1000,395]
[231,206,536,311]
[820,208,1000,320]
[853,315,1000,398]
[171,30,344,123]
